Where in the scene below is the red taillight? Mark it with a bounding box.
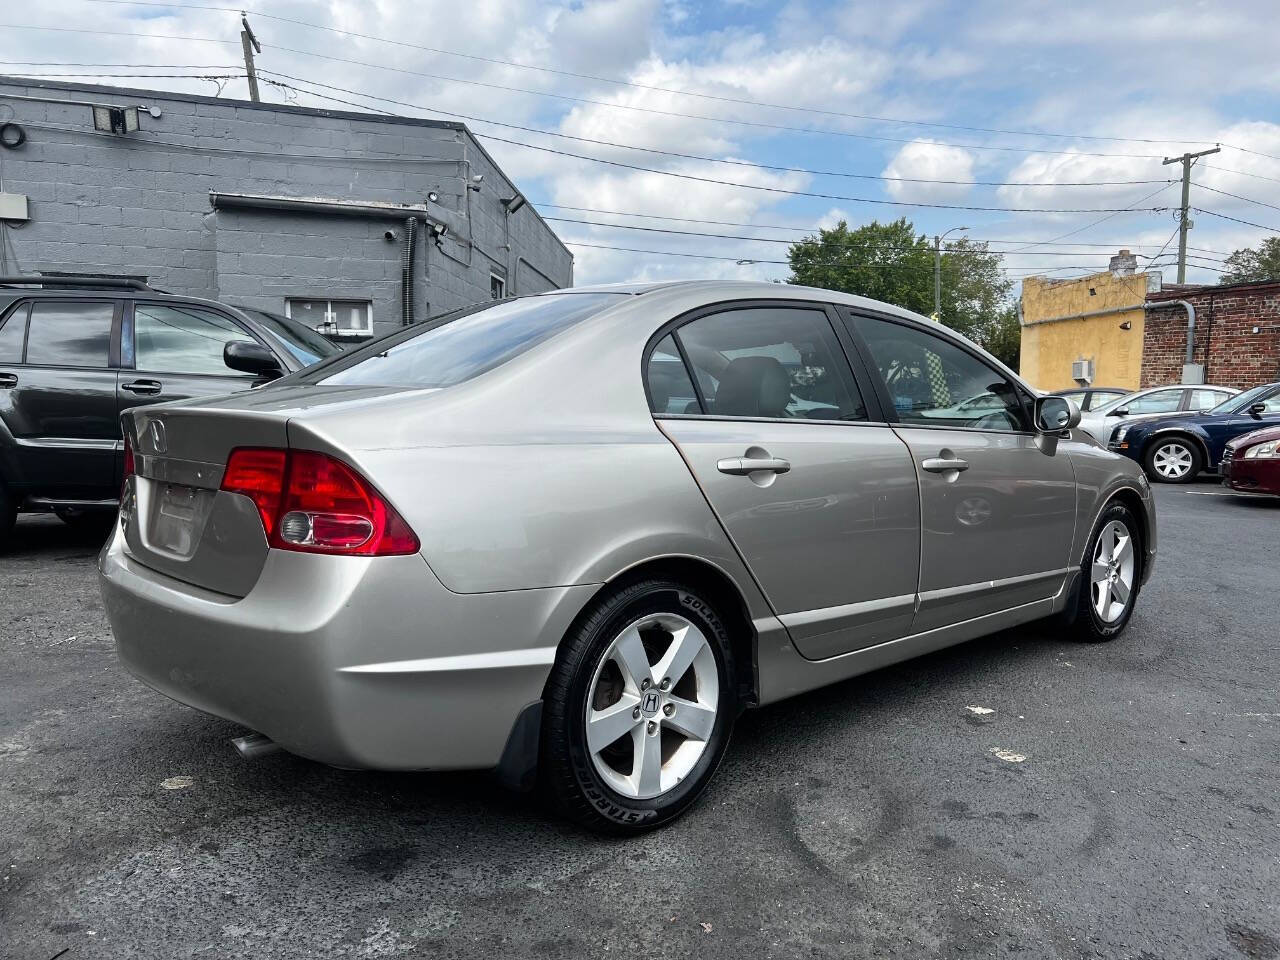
[122,436,135,486]
[222,448,287,536]
[220,447,418,556]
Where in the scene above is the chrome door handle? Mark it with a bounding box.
[121,379,162,396]
[922,457,969,473]
[0,372,17,388]
[717,456,792,476]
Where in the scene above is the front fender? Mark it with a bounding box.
[1139,423,1212,465]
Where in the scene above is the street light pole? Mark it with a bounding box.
[934,226,968,321]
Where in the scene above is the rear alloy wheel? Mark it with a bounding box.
[1144,437,1202,483]
[541,579,737,834]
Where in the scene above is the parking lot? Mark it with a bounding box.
[1,482,1277,960]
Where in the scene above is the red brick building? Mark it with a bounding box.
[1142,280,1280,390]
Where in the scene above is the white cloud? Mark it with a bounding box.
[882,140,975,203]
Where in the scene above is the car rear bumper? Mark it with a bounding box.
[98,526,595,771]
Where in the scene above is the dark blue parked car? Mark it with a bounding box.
[1109,381,1280,483]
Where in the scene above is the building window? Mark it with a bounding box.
[286,298,373,338]
[490,273,506,300]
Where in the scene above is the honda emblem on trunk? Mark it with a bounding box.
[149,420,167,454]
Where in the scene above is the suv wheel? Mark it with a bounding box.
[540,579,738,834]
[1144,437,1202,483]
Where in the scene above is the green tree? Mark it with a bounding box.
[1220,236,1280,284]
[786,217,1013,350]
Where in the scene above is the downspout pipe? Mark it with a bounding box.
[400,216,416,326]
[1171,299,1196,364]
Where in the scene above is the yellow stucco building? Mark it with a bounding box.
[1019,251,1156,391]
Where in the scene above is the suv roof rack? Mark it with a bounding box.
[0,275,155,292]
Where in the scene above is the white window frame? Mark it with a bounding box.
[285,298,374,338]
[489,273,506,300]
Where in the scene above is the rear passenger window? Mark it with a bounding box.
[0,304,27,362]
[25,301,113,368]
[673,307,864,421]
[646,334,700,414]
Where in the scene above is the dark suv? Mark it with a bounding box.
[0,277,339,546]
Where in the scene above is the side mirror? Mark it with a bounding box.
[1035,395,1080,433]
[224,341,283,379]
[1108,407,1129,417]
[1249,402,1266,419]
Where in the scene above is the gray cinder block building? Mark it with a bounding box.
[0,77,572,340]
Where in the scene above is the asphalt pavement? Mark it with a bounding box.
[2,482,1278,959]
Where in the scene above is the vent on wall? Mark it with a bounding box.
[1071,358,1094,384]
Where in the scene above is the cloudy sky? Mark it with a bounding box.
[6,0,1280,289]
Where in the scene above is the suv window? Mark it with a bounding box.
[646,334,699,414]
[0,304,28,362]
[134,303,256,376]
[858,316,1029,432]
[317,292,623,388]
[672,306,864,420]
[25,301,114,367]
[1123,389,1182,414]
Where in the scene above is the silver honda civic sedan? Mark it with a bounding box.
[99,281,1156,833]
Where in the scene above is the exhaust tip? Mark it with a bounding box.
[231,732,281,759]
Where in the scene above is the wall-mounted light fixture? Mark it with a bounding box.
[467,174,483,193]
[427,191,439,203]
[92,105,139,135]
[501,192,526,215]
[1119,320,1133,330]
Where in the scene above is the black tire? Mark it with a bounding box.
[1143,436,1203,484]
[0,482,14,551]
[1062,501,1143,642]
[540,579,738,835]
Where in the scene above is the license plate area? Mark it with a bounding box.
[147,481,217,558]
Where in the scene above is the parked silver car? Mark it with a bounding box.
[1078,383,1238,444]
[99,282,1157,833]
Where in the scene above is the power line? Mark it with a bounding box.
[1203,163,1280,186]
[1192,207,1280,234]
[0,21,1197,161]
[561,239,1228,274]
[270,74,1177,215]
[541,216,1229,259]
[66,0,1236,149]
[529,202,1232,255]
[1004,184,1177,255]
[1197,184,1280,214]
[258,70,1173,187]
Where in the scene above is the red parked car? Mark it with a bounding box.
[1222,425,1280,495]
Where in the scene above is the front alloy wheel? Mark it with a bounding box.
[541,579,737,834]
[1090,519,1135,624]
[1146,438,1201,483]
[1064,501,1142,641]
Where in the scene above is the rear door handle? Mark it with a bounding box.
[0,372,16,388]
[922,457,969,473]
[717,456,792,476]
[121,379,162,396]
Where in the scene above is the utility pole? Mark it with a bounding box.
[1162,146,1220,283]
[240,14,262,103]
[933,226,968,320]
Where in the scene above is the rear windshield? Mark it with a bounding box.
[313,293,624,388]
[240,308,341,367]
